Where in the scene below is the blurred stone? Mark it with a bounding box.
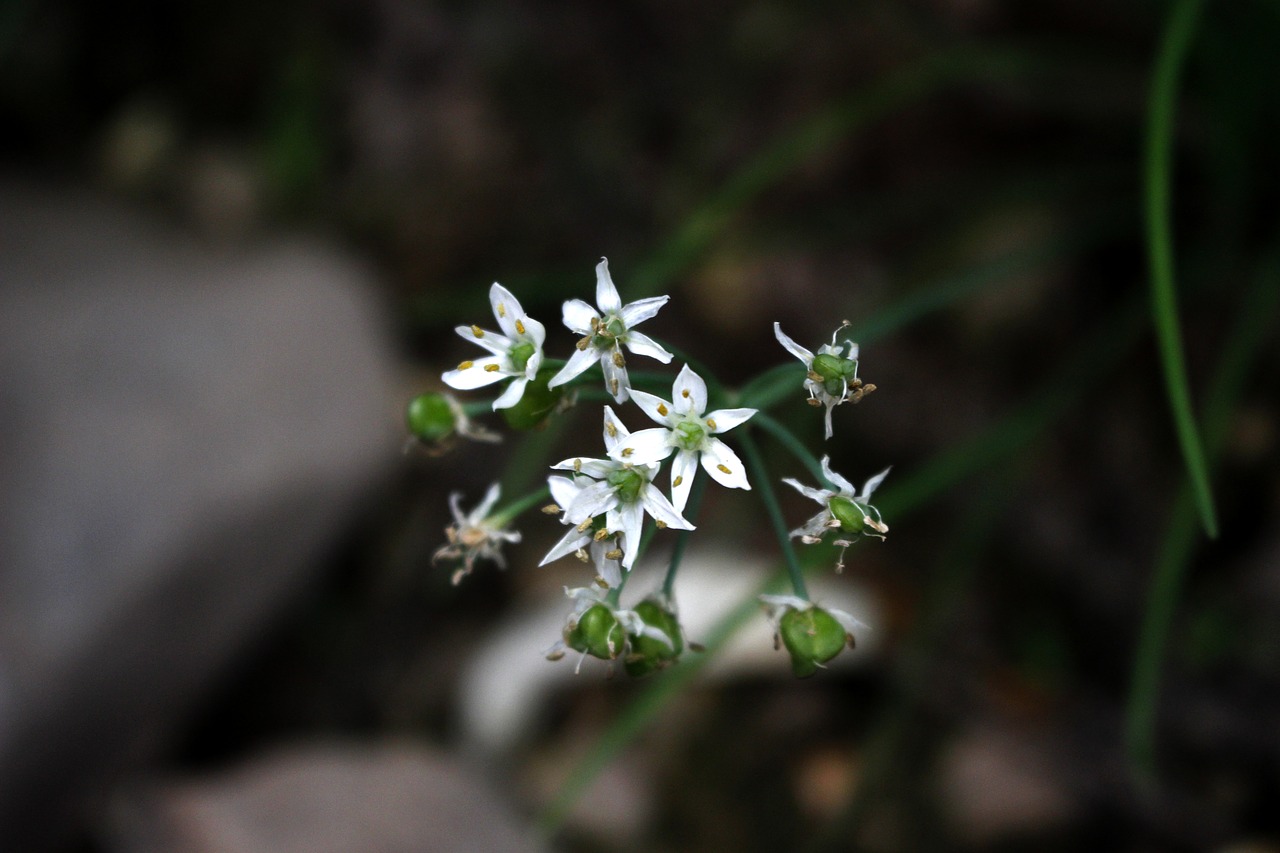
[0,181,399,851]
[104,742,542,853]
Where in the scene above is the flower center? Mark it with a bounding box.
[607,466,646,503]
[591,315,628,348]
[827,496,867,534]
[509,342,536,372]
[811,352,858,397]
[672,420,706,451]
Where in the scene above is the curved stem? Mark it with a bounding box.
[739,429,808,600]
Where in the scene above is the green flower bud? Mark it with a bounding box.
[606,466,646,503]
[501,367,562,430]
[624,599,683,678]
[673,420,706,451]
[779,606,851,678]
[565,604,626,660]
[811,352,858,398]
[406,393,455,443]
[827,496,867,535]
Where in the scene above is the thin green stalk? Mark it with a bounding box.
[662,475,708,598]
[752,410,828,486]
[607,522,660,606]
[490,485,551,527]
[739,429,808,600]
[1144,0,1218,538]
[1126,256,1280,775]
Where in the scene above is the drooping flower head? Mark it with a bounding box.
[783,456,889,571]
[545,586,676,672]
[608,364,757,513]
[442,283,546,410]
[548,258,673,403]
[541,407,694,569]
[433,483,522,585]
[759,594,866,677]
[774,321,875,439]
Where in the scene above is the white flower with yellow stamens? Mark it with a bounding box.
[547,258,673,403]
[607,364,756,513]
[774,321,874,440]
[783,456,889,571]
[432,483,522,585]
[442,283,546,410]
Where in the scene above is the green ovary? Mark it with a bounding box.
[607,467,646,503]
[509,342,536,372]
[811,352,857,397]
[673,420,706,451]
[827,497,866,534]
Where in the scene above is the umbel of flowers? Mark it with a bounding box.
[409,257,891,678]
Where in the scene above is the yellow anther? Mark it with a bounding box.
[457,360,474,370]
[717,464,732,474]
[483,363,500,372]
[806,398,822,407]
[593,528,610,541]
[594,576,609,588]
[655,520,667,529]
[573,458,582,473]
[577,518,593,532]
[577,336,591,350]
[657,403,668,416]
[673,476,683,487]
[575,548,589,562]
[612,351,625,368]
[706,418,717,430]
[497,302,506,318]
[681,389,690,398]
[621,448,633,458]
[604,548,624,560]
[605,421,617,438]
[611,379,620,395]
[515,319,526,335]
[471,325,484,337]
[808,371,823,382]
[542,504,561,514]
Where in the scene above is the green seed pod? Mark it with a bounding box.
[624,599,683,678]
[606,466,646,503]
[406,393,456,443]
[811,352,858,397]
[827,497,867,535]
[500,367,562,430]
[779,606,850,678]
[565,604,625,660]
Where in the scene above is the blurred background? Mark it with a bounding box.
[2,0,1279,851]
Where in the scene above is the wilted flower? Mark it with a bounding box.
[405,391,501,452]
[548,258,673,403]
[759,594,865,677]
[783,456,889,570]
[545,586,675,672]
[608,364,757,513]
[433,483,522,585]
[442,283,546,410]
[774,321,875,439]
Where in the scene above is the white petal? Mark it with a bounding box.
[700,439,751,490]
[602,405,631,453]
[629,390,674,426]
[523,346,543,380]
[521,314,547,348]
[442,357,506,390]
[566,479,618,524]
[547,475,582,511]
[610,427,674,465]
[783,478,831,505]
[454,325,512,356]
[540,526,591,566]
[826,605,869,634]
[671,364,707,415]
[602,354,630,403]
[616,501,646,568]
[824,403,835,440]
[820,456,856,495]
[447,491,466,525]
[670,450,698,513]
[491,377,527,410]
[489,283,524,338]
[619,295,669,327]
[549,456,616,479]
[794,509,831,540]
[705,406,756,433]
[595,257,622,313]
[624,330,673,363]
[592,542,623,588]
[773,322,814,364]
[759,593,811,614]
[858,466,892,501]
[561,299,599,334]
[641,483,694,531]
[474,482,502,519]
[548,346,597,388]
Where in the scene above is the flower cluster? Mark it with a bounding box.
[417,257,892,678]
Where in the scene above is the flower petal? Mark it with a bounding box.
[704,407,756,433]
[700,439,750,490]
[561,299,599,334]
[610,427,674,465]
[641,483,694,531]
[671,364,708,415]
[547,475,582,511]
[521,313,547,348]
[859,466,892,501]
[601,405,631,454]
[616,500,646,567]
[619,295,669,327]
[489,283,524,338]
[540,526,591,566]
[601,353,630,403]
[783,478,831,504]
[442,356,506,390]
[591,541,623,588]
[491,377,528,410]
[549,456,616,479]
[820,456,856,495]
[548,346,597,388]
[455,325,512,356]
[623,330,673,363]
[773,322,814,364]
[474,482,502,519]
[670,449,698,513]
[566,479,618,524]
[628,390,674,426]
[595,257,622,313]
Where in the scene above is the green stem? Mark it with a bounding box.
[490,485,551,527]
[662,475,708,598]
[1144,0,1218,538]
[739,429,808,600]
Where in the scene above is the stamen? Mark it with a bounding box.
[673,475,683,487]
[594,576,609,588]
[611,378,620,395]
[573,458,582,473]
[593,528,610,541]
[541,504,561,514]
[483,364,500,372]
[457,360,474,370]
[706,418,717,430]
[681,389,690,398]
[620,448,633,458]
[575,548,589,562]
[657,403,668,416]
[717,464,732,475]
[576,519,593,532]
[655,520,667,529]
[577,336,591,351]
[806,398,822,407]
[612,351,625,367]
[497,303,506,318]
[471,325,484,337]
[605,421,617,438]
[515,319,525,334]
[605,548,623,560]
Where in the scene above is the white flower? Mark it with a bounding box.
[607,364,757,513]
[758,593,867,636]
[783,456,889,571]
[773,321,874,439]
[432,483,522,585]
[541,407,693,569]
[442,283,546,410]
[539,473,624,588]
[547,258,673,403]
[544,586,674,667]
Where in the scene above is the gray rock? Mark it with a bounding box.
[105,742,542,853]
[0,182,399,851]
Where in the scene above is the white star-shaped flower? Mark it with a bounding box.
[783,456,889,569]
[432,483,522,585]
[607,364,757,513]
[442,283,546,410]
[539,473,624,588]
[547,258,673,403]
[541,407,693,569]
[774,321,872,439]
